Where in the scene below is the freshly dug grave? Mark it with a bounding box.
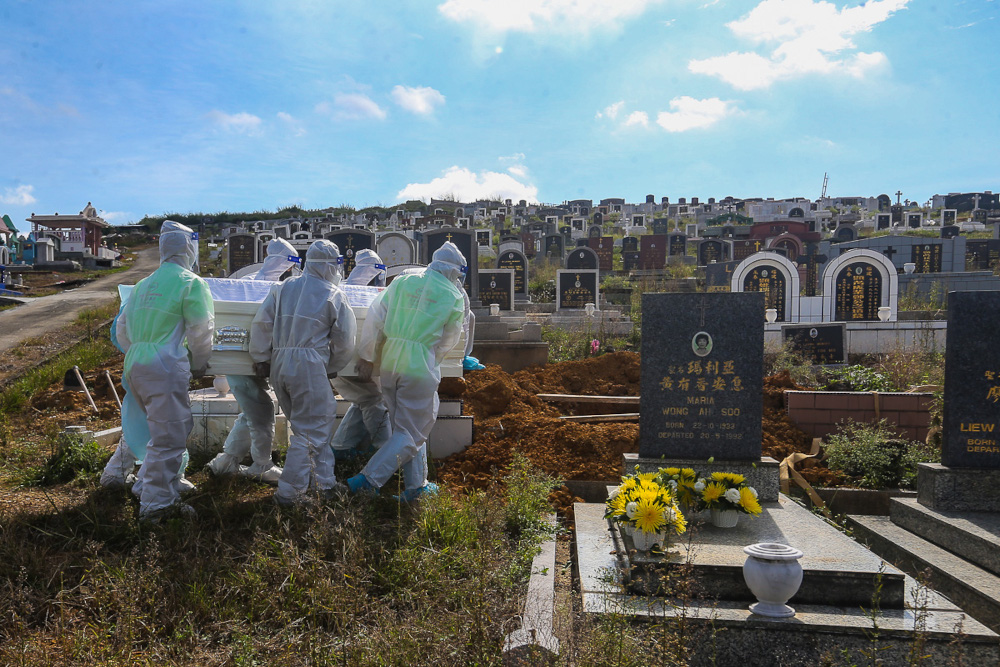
[437,353,835,516]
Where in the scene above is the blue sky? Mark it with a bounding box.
[1,0,997,227]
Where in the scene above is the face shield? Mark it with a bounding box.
[427,241,467,284]
[346,248,387,287]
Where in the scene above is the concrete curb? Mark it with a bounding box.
[503,514,559,665]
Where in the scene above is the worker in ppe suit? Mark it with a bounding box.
[347,242,466,502]
[100,301,193,491]
[116,221,214,520]
[206,237,299,484]
[250,240,357,507]
[330,249,390,459]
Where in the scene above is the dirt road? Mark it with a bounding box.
[0,247,159,352]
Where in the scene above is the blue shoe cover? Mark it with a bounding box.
[347,474,374,493]
[398,482,440,503]
[463,356,485,371]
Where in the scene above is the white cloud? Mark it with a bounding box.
[397,166,538,203]
[499,152,526,163]
[391,85,446,115]
[507,164,528,178]
[595,100,625,120]
[317,93,387,121]
[208,110,263,135]
[689,0,908,90]
[438,0,664,34]
[98,210,131,223]
[277,111,306,136]
[622,111,650,128]
[655,96,736,132]
[0,185,37,206]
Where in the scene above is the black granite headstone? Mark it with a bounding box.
[834,262,882,321]
[942,292,1000,468]
[326,230,374,279]
[622,251,640,272]
[478,269,514,311]
[497,249,529,299]
[832,225,858,243]
[742,264,788,321]
[907,213,922,229]
[227,233,256,274]
[622,237,638,253]
[423,227,478,300]
[639,293,764,460]
[667,233,687,257]
[876,214,891,230]
[544,234,564,259]
[782,324,846,365]
[476,229,491,246]
[941,225,960,239]
[557,270,598,309]
[704,260,739,292]
[566,246,599,270]
[910,243,943,273]
[588,225,602,239]
[697,239,725,265]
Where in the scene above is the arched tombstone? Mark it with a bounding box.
[823,249,898,322]
[566,245,599,270]
[544,234,564,260]
[376,232,416,267]
[496,249,529,301]
[327,229,375,279]
[667,233,687,256]
[227,233,257,275]
[831,224,858,243]
[768,233,803,262]
[696,239,729,265]
[731,252,800,322]
[789,207,805,218]
[592,211,603,227]
[588,225,602,239]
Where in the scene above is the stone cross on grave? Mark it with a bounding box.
[895,190,903,205]
[796,243,827,297]
[882,246,898,262]
[697,296,709,327]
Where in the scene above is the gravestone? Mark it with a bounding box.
[520,232,537,258]
[942,291,1000,469]
[651,219,670,236]
[622,237,638,253]
[876,213,891,230]
[732,239,763,261]
[640,235,667,269]
[476,229,492,247]
[424,227,478,301]
[941,225,960,239]
[942,209,958,226]
[910,242,943,273]
[588,225,602,239]
[832,225,858,243]
[965,240,1000,271]
[685,223,699,238]
[556,270,598,309]
[622,251,640,272]
[566,246,599,270]
[667,233,686,257]
[696,239,726,265]
[742,264,788,322]
[478,269,515,311]
[587,237,614,272]
[797,243,827,298]
[326,230,374,279]
[544,234,564,260]
[227,233,257,275]
[782,324,846,365]
[376,233,416,267]
[834,262,882,321]
[704,261,739,292]
[907,213,923,229]
[592,212,603,227]
[638,293,764,460]
[497,249,529,301]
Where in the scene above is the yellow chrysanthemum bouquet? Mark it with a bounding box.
[693,472,762,516]
[655,467,700,511]
[605,469,688,540]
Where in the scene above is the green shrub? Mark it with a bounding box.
[27,433,110,486]
[824,420,940,489]
[823,365,894,392]
[502,453,560,538]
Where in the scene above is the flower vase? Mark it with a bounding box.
[630,529,663,552]
[711,508,740,528]
[742,543,804,618]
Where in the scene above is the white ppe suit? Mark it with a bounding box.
[354,242,466,492]
[207,237,298,483]
[249,240,357,505]
[331,248,390,454]
[116,221,214,517]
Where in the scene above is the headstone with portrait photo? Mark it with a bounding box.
[638,292,766,470]
[478,269,515,311]
[782,324,846,365]
[556,270,598,309]
[497,248,529,301]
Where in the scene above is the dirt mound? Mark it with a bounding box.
[439,358,832,517]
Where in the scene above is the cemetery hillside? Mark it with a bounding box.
[3,192,1000,665]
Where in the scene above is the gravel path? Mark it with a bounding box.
[0,247,159,351]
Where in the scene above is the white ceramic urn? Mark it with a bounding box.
[213,375,231,397]
[878,306,892,322]
[742,542,804,618]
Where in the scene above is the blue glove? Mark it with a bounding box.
[463,356,485,371]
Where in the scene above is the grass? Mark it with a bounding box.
[0,458,556,665]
